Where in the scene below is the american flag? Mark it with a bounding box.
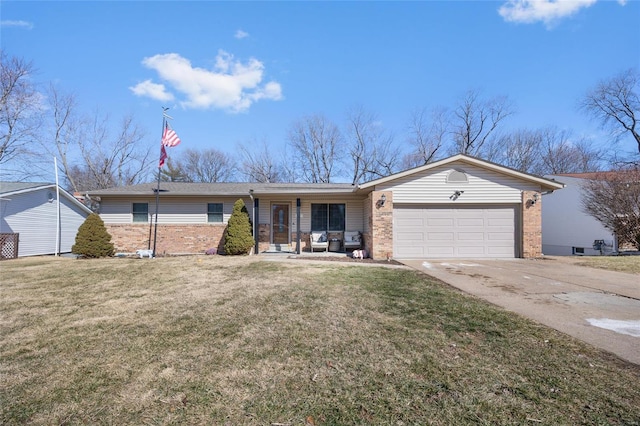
[162,122,181,147]
[159,144,167,168]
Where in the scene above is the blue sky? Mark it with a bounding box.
[2,0,639,173]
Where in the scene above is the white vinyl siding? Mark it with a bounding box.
[379,161,540,204]
[0,187,90,257]
[394,205,516,259]
[99,197,251,224]
[542,176,616,255]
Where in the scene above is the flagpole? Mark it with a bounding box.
[151,107,169,257]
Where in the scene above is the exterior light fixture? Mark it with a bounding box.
[449,190,464,201]
[380,194,386,206]
[529,193,539,205]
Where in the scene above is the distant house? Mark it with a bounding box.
[542,174,617,256]
[0,182,93,258]
[89,154,563,260]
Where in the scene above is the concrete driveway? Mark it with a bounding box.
[400,257,640,365]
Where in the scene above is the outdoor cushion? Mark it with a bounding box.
[344,231,360,243]
[311,232,327,242]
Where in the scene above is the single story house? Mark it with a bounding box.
[542,174,618,255]
[88,154,564,260]
[0,182,93,258]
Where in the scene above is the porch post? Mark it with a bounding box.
[254,197,259,255]
[296,198,301,254]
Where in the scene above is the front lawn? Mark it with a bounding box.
[575,255,640,274]
[1,256,638,425]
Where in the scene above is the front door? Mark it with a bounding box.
[272,204,290,245]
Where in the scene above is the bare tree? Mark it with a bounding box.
[488,129,545,174]
[451,89,514,157]
[539,127,603,175]
[581,168,640,250]
[237,138,282,182]
[38,85,152,192]
[344,106,400,184]
[287,114,343,183]
[180,148,236,183]
[402,107,448,169]
[0,52,42,176]
[581,68,640,155]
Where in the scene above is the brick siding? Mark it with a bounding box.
[521,191,542,258]
[106,224,226,255]
[368,190,393,260]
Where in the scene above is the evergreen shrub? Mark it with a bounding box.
[224,199,254,255]
[72,213,115,258]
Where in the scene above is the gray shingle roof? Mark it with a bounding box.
[88,182,358,196]
[0,182,54,195]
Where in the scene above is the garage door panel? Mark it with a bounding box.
[427,218,454,226]
[457,232,485,241]
[394,205,516,259]
[487,232,513,241]
[427,246,455,256]
[457,218,484,226]
[427,232,454,241]
[396,246,426,257]
[396,231,425,241]
[458,246,487,255]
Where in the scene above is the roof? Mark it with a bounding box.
[88,181,358,197]
[359,154,565,191]
[550,171,637,180]
[0,182,55,195]
[0,181,93,214]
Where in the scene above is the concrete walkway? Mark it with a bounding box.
[400,257,640,365]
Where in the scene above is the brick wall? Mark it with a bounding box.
[521,191,542,258]
[106,224,226,255]
[369,190,393,260]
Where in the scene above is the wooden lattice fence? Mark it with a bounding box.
[0,233,19,260]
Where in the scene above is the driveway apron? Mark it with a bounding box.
[400,257,640,365]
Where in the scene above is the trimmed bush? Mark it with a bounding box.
[224,199,254,255]
[72,213,115,258]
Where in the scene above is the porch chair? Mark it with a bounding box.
[310,231,328,252]
[343,231,362,251]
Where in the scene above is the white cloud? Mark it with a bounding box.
[0,20,34,30]
[498,0,598,26]
[132,51,282,113]
[129,80,175,102]
[235,29,249,39]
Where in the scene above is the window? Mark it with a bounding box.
[207,203,223,223]
[311,203,345,231]
[132,203,149,223]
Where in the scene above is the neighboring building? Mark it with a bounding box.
[542,174,618,256]
[88,154,563,260]
[0,182,93,258]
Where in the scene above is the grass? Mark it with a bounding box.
[1,256,639,425]
[574,255,640,274]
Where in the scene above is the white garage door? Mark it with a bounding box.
[394,205,516,258]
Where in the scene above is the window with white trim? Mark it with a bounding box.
[311,203,345,231]
[207,203,223,223]
[132,203,149,223]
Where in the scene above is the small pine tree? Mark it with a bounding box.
[72,213,115,258]
[224,199,254,255]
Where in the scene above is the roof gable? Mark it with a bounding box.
[360,154,564,191]
[0,182,93,214]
